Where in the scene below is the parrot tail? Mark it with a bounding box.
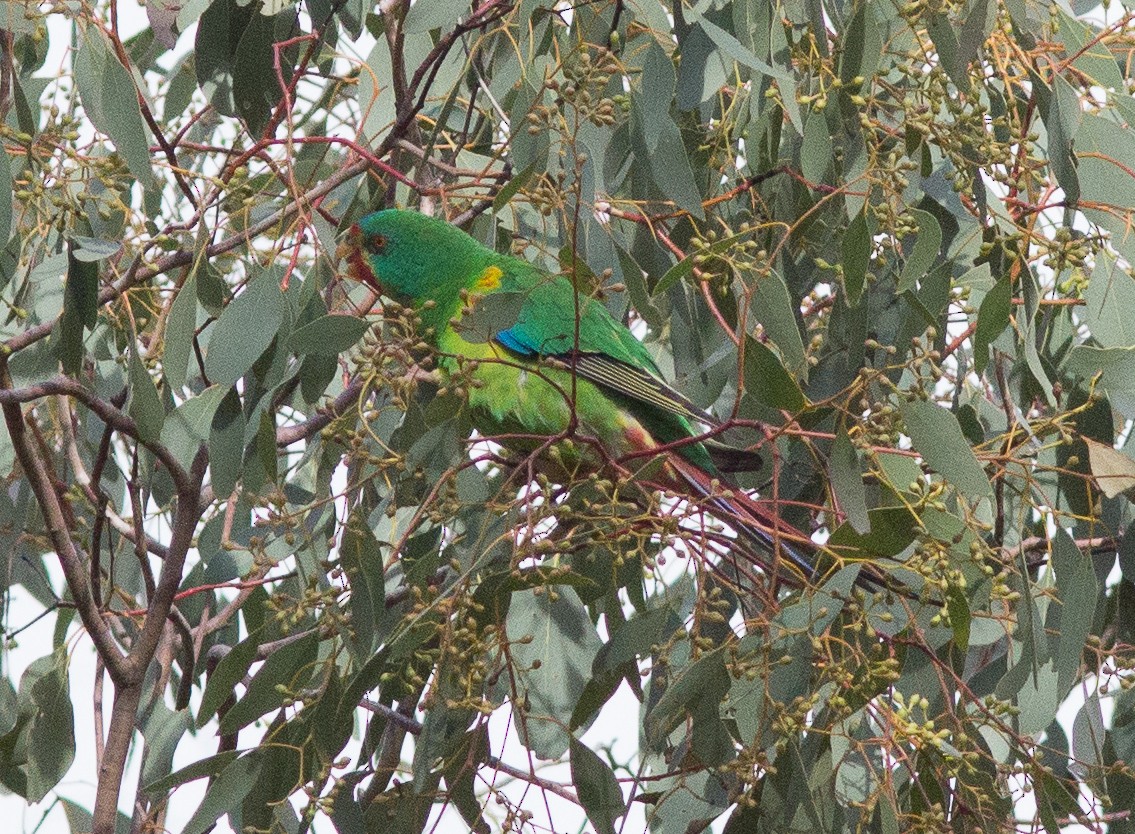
[666,455,891,594]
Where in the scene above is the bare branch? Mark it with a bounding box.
[0,376,193,493]
[93,681,142,834]
[121,447,207,682]
[0,362,130,682]
[277,376,366,447]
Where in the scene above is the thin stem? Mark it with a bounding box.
[2,159,369,356]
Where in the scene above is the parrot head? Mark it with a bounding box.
[339,209,486,306]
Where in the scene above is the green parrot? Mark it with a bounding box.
[342,208,849,589]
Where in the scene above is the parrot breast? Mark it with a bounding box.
[438,325,663,480]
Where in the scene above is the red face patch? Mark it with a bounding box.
[340,224,381,291]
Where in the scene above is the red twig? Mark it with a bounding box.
[117,573,295,617]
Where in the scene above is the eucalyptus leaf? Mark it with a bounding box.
[801,109,832,184]
[164,272,198,390]
[505,586,602,759]
[570,737,625,834]
[1084,437,1135,498]
[830,427,869,534]
[896,209,942,293]
[208,385,245,499]
[289,314,370,356]
[841,205,872,305]
[204,270,284,387]
[1052,530,1097,700]
[24,651,75,802]
[74,30,155,190]
[70,236,121,263]
[743,337,806,411]
[128,345,166,445]
[181,752,263,834]
[972,276,1011,374]
[901,401,992,499]
[219,631,319,735]
[403,0,467,33]
[750,272,807,380]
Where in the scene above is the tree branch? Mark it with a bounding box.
[0,361,129,682]
[0,376,193,493]
[277,376,365,447]
[2,158,369,356]
[121,448,207,682]
[93,681,142,834]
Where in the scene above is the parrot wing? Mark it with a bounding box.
[490,264,720,429]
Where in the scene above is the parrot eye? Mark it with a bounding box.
[364,233,387,254]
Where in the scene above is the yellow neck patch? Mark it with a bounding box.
[473,265,503,292]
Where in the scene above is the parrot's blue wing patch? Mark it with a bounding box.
[494,327,537,356]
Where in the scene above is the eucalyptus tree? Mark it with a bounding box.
[0,0,1133,832]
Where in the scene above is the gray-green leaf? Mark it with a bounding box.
[74,30,155,190]
[901,401,992,499]
[204,270,284,387]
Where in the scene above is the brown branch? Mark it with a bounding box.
[119,569,296,618]
[0,376,193,493]
[1015,534,1119,567]
[361,697,424,734]
[276,376,365,447]
[6,387,209,833]
[942,321,977,360]
[360,688,423,805]
[0,361,129,682]
[93,656,106,770]
[128,446,157,602]
[120,448,207,682]
[89,449,205,832]
[379,0,514,159]
[86,388,128,599]
[0,30,12,123]
[93,682,142,834]
[192,549,304,636]
[484,754,580,805]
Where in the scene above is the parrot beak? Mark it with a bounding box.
[338,224,380,290]
[335,223,360,264]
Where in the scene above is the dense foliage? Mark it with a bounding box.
[1,0,1135,832]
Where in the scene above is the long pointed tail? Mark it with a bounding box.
[667,455,887,593]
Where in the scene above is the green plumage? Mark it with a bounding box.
[345,208,823,584]
[347,209,715,473]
